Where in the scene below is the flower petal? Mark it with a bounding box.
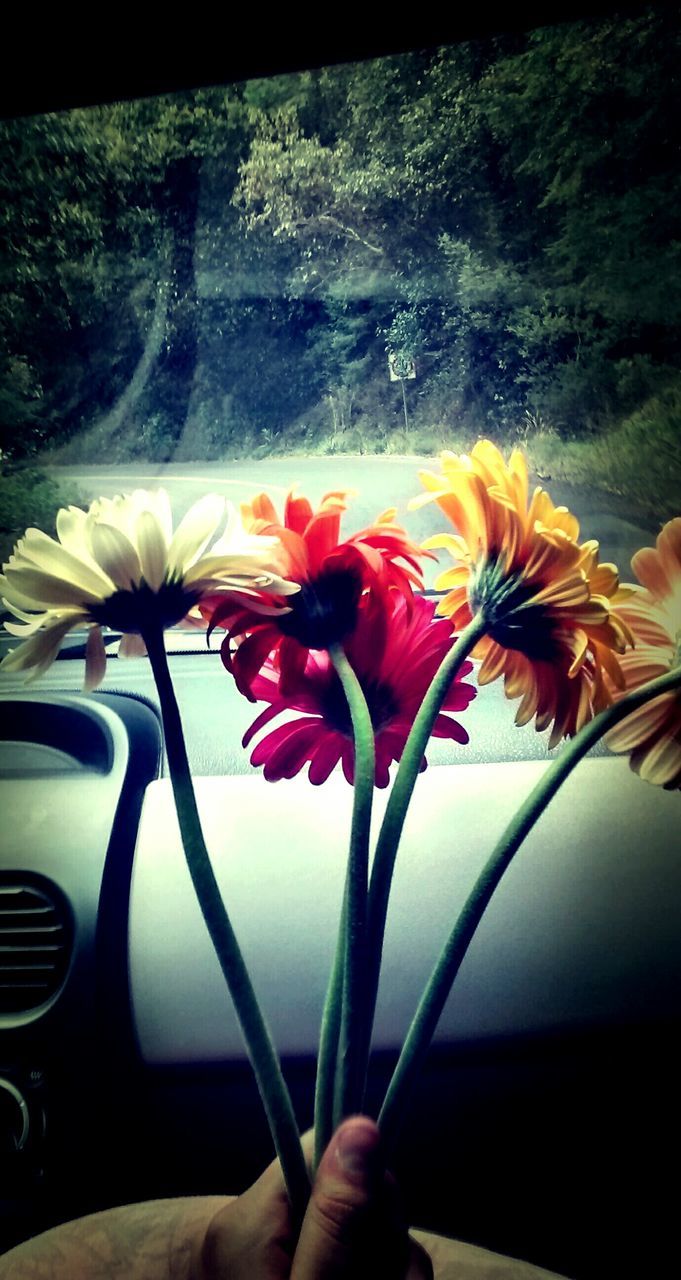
[0,614,80,677]
[56,505,90,554]
[12,528,114,598]
[88,522,143,590]
[84,626,107,691]
[136,509,169,591]
[119,633,148,658]
[3,564,105,609]
[167,493,225,576]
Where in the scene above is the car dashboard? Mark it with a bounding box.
[0,658,678,1280]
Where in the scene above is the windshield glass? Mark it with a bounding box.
[1,6,679,658]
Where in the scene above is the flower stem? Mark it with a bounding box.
[362,612,486,1097]
[143,625,309,1218]
[313,886,346,1173]
[378,663,681,1159]
[328,642,375,1127]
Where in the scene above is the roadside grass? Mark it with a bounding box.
[525,390,681,526]
[41,389,680,526]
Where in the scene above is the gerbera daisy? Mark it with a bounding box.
[1,488,297,689]
[242,593,476,787]
[205,487,432,701]
[412,439,633,747]
[605,518,681,787]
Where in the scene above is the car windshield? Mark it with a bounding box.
[1,6,679,703]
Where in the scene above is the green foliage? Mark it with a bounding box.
[0,465,83,567]
[1,6,679,521]
[526,382,681,521]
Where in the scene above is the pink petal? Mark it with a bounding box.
[226,627,279,699]
[251,718,323,781]
[432,712,470,745]
[242,700,286,748]
[341,748,356,785]
[308,737,344,785]
[442,680,477,712]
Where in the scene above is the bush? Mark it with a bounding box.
[0,465,84,568]
[526,385,681,522]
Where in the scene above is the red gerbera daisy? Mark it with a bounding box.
[204,487,432,701]
[242,594,476,787]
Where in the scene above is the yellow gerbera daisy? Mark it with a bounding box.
[412,439,633,747]
[1,488,297,689]
[605,518,681,787]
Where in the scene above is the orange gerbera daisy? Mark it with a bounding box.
[412,439,633,747]
[605,518,681,788]
[204,487,431,700]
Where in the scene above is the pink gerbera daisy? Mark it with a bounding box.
[242,594,476,787]
[202,487,431,701]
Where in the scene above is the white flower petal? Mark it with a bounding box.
[167,494,225,576]
[135,510,168,591]
[56,505,89,554]
[118,632,148,658]
[142,489,173,546]
[211,519,280,558]
[4,610,53,635]
[3,565,105,608]
[183,556,300,593]
[104,494,134,537]
[88,522,143,590]
[0,575,48,614]
[0,614,79,677]
[12,528,115,598]
[84,626,108,691]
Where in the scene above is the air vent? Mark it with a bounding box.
[0,880,72,1015]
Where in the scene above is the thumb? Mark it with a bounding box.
[291,1116,431,1280]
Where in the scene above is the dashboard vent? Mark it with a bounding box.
[0,880,72,1015]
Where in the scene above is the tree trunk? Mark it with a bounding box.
[148,154,202,442]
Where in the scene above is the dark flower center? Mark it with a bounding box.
[89,580,199,634]
[323,671,399,737]
[277,566,363,650]
[470,558,558,661]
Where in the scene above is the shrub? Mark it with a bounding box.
[0,465,83,569]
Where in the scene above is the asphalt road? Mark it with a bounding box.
[50,454,658,587]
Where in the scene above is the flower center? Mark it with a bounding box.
[89,580,199,634]
[322,671,399,737]
[277,566,363,649]
[469,557,557,661]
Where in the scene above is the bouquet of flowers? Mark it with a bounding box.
[2,440,679,1221]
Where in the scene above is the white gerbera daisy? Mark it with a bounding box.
[1,488,298,689]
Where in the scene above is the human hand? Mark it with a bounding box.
[0,1117,431,1280]
[194,1115,432,1280]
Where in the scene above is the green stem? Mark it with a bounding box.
[328,642,375,1127]
[362,612,486,1095]
[143,624,309,1218]
[313,887,346,1173]
[378,663,681,1159]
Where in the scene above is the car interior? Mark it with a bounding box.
[1,10,679,1280]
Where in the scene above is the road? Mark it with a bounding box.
[50,454,658,587]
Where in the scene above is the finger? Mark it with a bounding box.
[292,1115,418,1280]
[195,1129,318,1279]
[291,1116,381,1280]
[195,1164,294,1280]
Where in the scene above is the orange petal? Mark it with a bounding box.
[631,545,671,599]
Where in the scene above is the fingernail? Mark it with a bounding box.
[333,1118,381,1181]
